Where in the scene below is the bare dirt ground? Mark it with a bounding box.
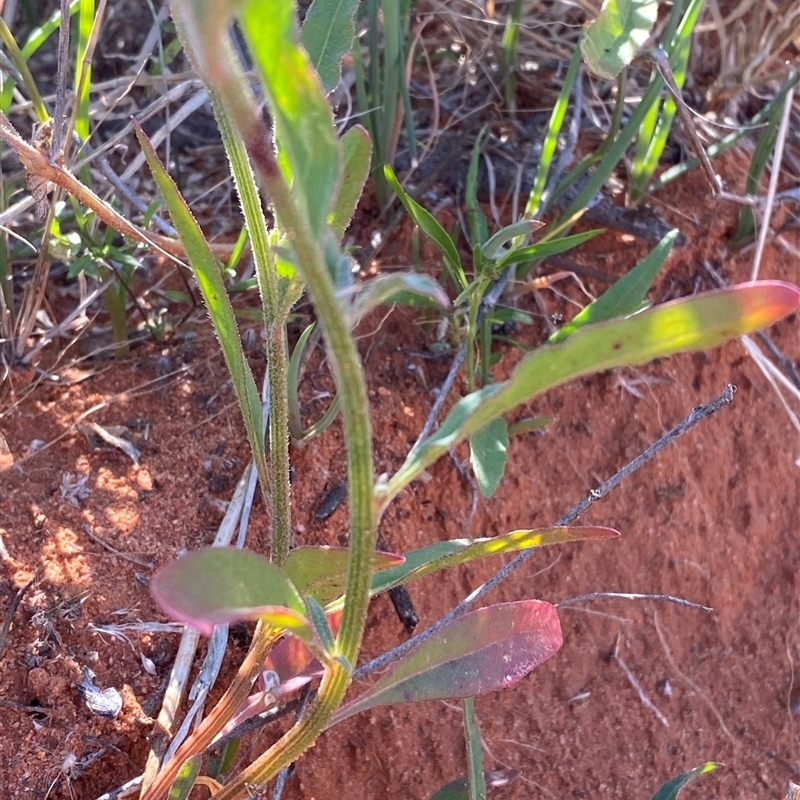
[2,146,800,800]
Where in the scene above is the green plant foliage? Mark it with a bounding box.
[285,546,403,605]
[329,125,372,241]
[384,282,800,502]
[300,0,360,92]
[241,0,341,238]
[428,770,520,800]
[581,0,658,80]
[368,526,619,597]
[329,600,562,726]
[150,548,306,636]
[549,228,679,344]
[469,418,509,498]
[651,763,720,800]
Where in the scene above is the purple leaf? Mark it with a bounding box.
[151,547,305,636]
[330,600,562,726]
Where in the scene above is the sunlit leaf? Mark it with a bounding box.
[581,0,658,80]
[285,546,404,605]
[369,527,618,596]
[330,600,562,726]
[385,281,800,500]
[469,418,509,498]
[651,763,720,800]
[151,548,306,636]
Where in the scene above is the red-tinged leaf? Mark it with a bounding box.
[263,610,343,684]
[151,547,305,636]
[284,546,404,605]
[330,600,562,727]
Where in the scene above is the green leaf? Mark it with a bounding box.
[329,125,372,242]
[168,755,201,800]
[241,0,341,238]
[469,419,509,498]
[481,219,542,260]
[369,527,618,596]
[286,546,404,606]
[330,600,562,726]
[581,0,658,80]
[151,547,306,636]
[300,0,359,92]
[133,121,266,490]
[384,281,800,500]
[496,228,603,269]
[651,763,720,800]
[549,228,679,344]
[384,164,465,288]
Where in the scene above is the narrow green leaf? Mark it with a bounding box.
[463,697,486,800]
[133,121,266,482]
[329,125,372,242]
[507,416,553,437]
[384,164,465,287]
[241,0,341,237]
[300,0,360,92]
[549,229,678,344]
[286,546,403,605]
[385,282,800,499]
[651,763,720,800]
[496,228,604,269]
[481,220,542,260]
[151,547,306,636]
[469,419,509,499]
[369,527,618,597]
[330,601,562,726]
[581,0,658,80]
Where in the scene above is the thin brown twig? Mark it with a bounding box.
[0,572,37,661]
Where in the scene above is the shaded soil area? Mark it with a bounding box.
[2,149,800,800]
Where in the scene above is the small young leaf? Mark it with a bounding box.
[429,770,520,800]
[651,763,720,800]
[369,526,618,597]
[581,0,658,80]
[549,228,678,344]
[151,548,306,636]
[469,418,509,498]
[285,546,404,605]
[300,0,360,92]
[481,219,543,260]
[330,600,562,726]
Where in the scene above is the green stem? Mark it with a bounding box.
[207,80,295,564]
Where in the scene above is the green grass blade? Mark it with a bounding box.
[651,763,720,800]
[133,121,267,491]
[526,45,582,218]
